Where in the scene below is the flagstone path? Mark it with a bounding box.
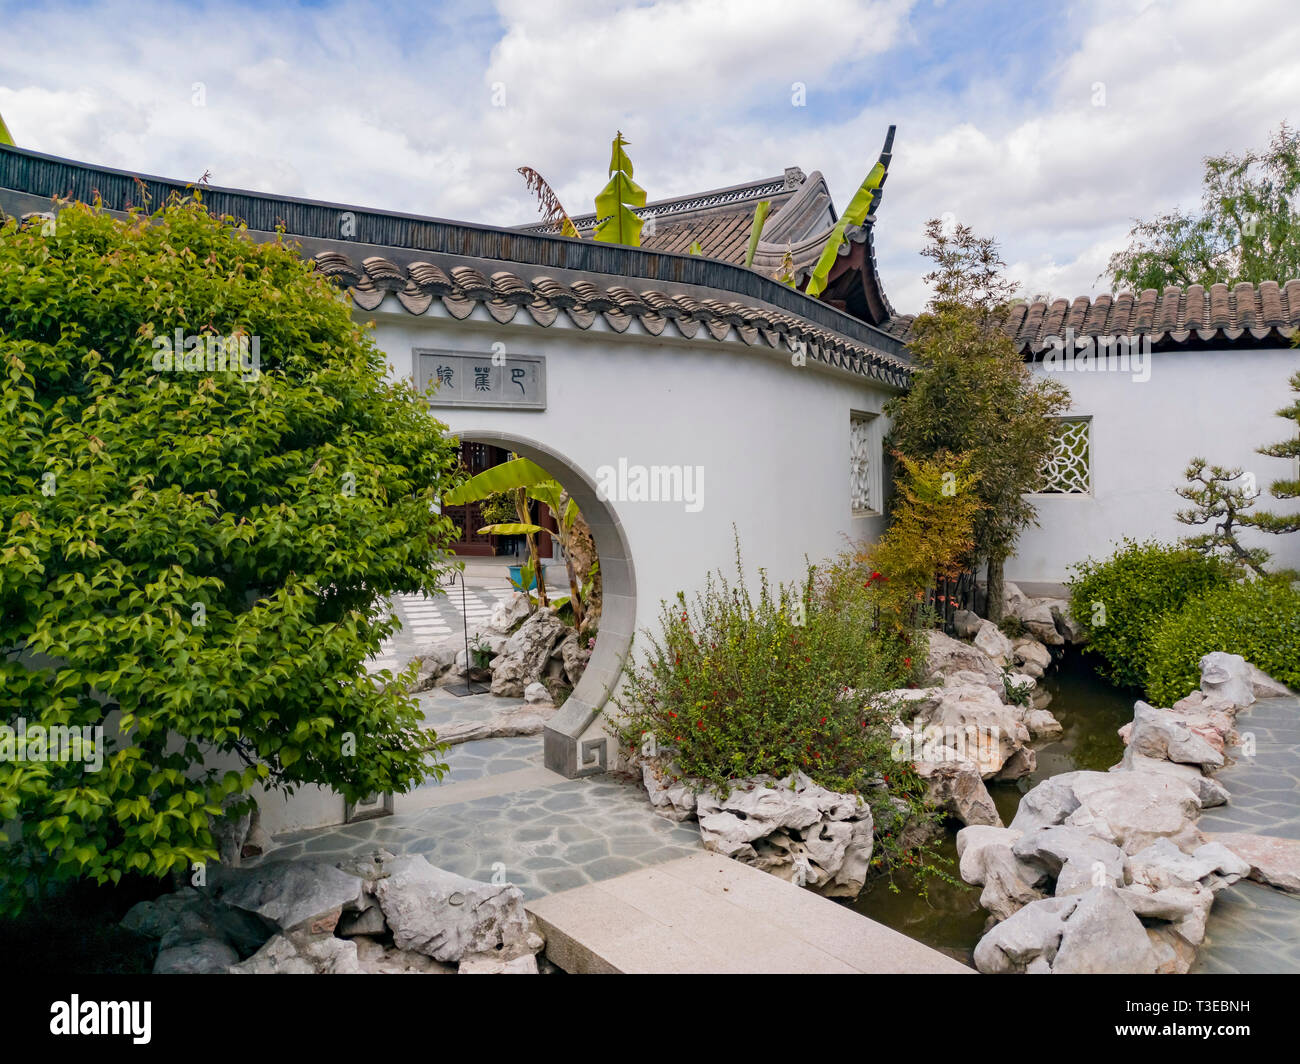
[1192,693,1300,974]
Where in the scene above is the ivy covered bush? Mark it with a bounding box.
[0,197,461,911]
[1147,577,1300,704]
[619,547,931,866]
[1066,539,1231,690]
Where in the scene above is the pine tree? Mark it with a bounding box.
[1243,370,1300,537]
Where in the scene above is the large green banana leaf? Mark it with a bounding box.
[744,200,771,267]
[442,456,553,505]
[477,522,547,536]
[593,132,646,246]
[805,161,886,298]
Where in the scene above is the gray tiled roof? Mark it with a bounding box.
[886,280,1300,354]
[311,250,912,387]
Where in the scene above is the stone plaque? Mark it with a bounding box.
[416,350,546,410]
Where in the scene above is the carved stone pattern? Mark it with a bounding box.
[1038,418,1091,493]
[850,415,877,513]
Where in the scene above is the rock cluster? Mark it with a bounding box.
[123,852,545,975]
[408,592,592,700]
[639,765,874,899]
[959,651,1288,974]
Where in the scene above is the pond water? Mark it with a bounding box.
[847,651,1138,965]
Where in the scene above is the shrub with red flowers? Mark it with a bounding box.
[619,542,936,869]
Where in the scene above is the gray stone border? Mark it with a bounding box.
[452,430,635,779]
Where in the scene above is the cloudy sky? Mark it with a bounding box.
[1,0,1296,311]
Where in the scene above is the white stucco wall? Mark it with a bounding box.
[1011,347,1300,584]
[246,297,900,834]
[371,301,895,625]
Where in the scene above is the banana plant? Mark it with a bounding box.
[593,131,646,246]
[518,166,582,238]
[442,456,588,626]
[805,160,887,297]
[744,200,771,267]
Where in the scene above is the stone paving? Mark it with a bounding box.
[367,588,514,676]
[260,769,702,900]
[1193,694,1300,974]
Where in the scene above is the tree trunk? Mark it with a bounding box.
[986,554,1005,624]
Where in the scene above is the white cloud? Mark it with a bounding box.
[1,0,1297,316]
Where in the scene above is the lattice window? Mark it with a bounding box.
[850,412,881,514]
[1037,417,1091,494]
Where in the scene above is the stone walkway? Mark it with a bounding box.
[1193,694,1300,974]
[367,588,514,676]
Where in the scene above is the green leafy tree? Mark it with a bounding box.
[887,220,1070,622]
[1105,123,1300,291]
[1175,458,1270,576]
[593,131,646,247]
[1243,369,1300,538]
[0,195,461,911]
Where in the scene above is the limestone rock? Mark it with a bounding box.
[1110,749,1230,808]
[1050,601,1087,645]
[434,700,556,746]
[1013,825,1128,885]
[972,894,1075,973]
[489,608,569,697]
[973,620,1014,665]
[1013,638,1052,671]
[1247,664,1292,699]
[1063,772,1202,855]
[956,825,1024,884]
[695,773,873,898]
[1021,602,1064,646]
[372,856,537,963]
[122,889,207,940]
[1124,701,1225,770]
[523,681,551,705]
[1024,708,1063,740]
[153,939,240,974]
[229,931,362,974]
[1051,887,1158,974]
[353,936,456,974]
[640,759,699,822]
[925,631,1004,686]
[915,683,1031,779]
[1009,771,1095,833]
[977,845,1049,922]
[458,951,540,974]
[914,757,1002,826]
[1199,651,1256,709]
[488,591,533,633]
[1208,833,1300,894]
[213,860,363,935]
[952,609,982,639]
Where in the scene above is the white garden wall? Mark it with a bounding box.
[1011,347,1300,584]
